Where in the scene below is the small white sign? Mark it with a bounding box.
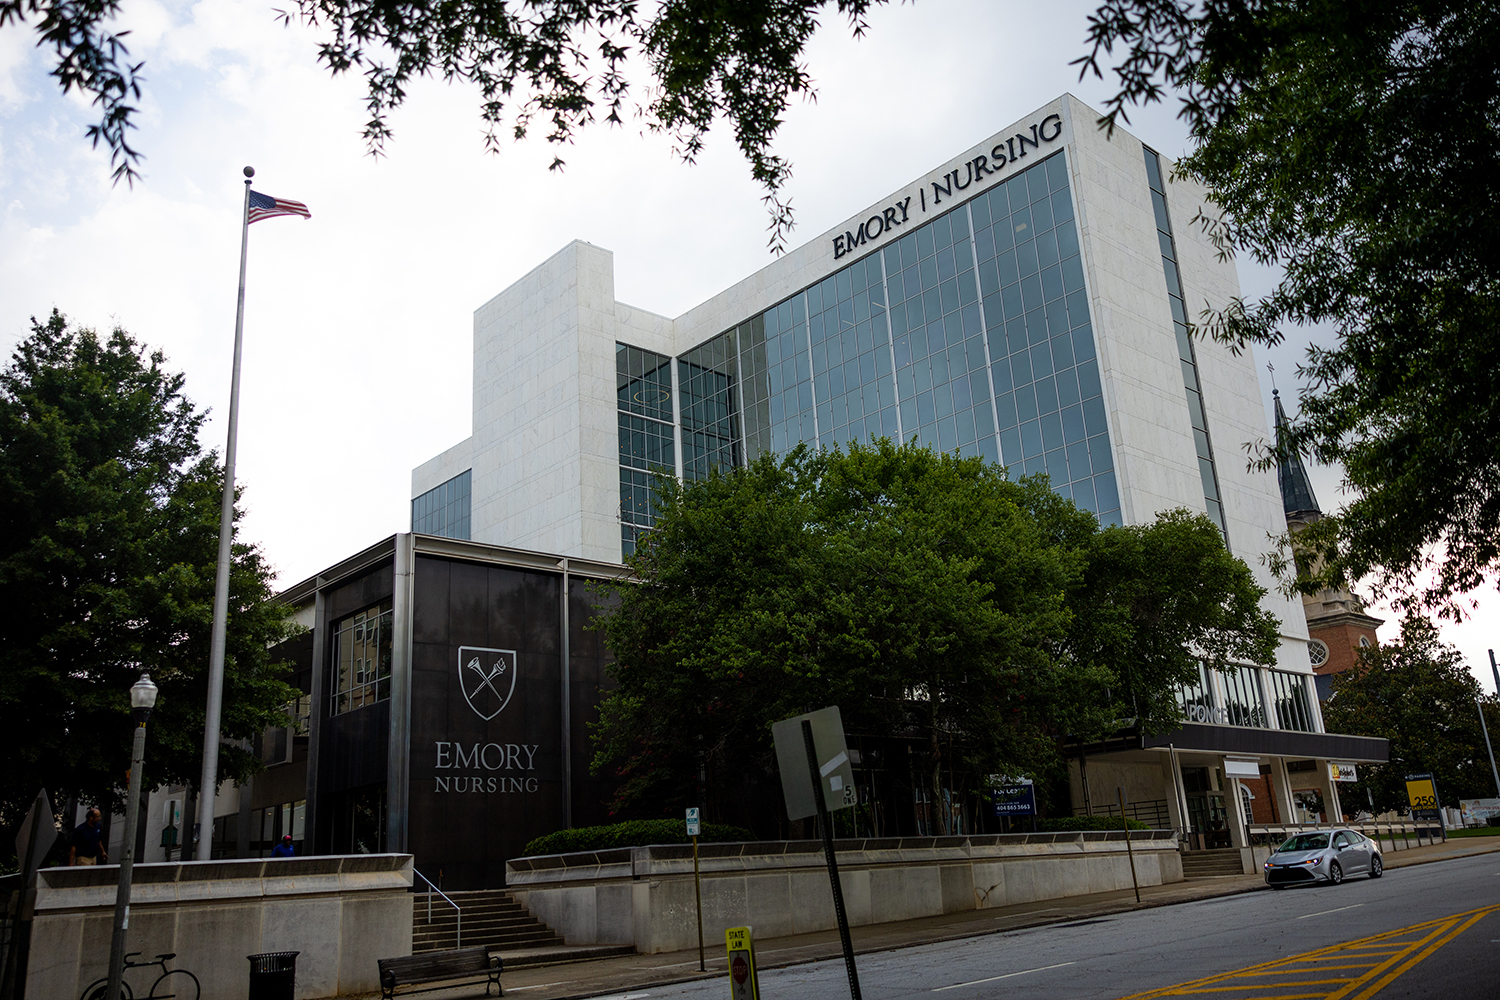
[1223,758,1261,779]
[685,807,701,837]
[1329,762,1358,783]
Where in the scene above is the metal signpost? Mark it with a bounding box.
[1116,787,1140,903]
[772,707,861,1000]
[725,926,760,1000]
[687,807,704,972]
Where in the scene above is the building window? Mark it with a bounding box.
[1144,148,1228,547]
[679,334,741,481]
[1358,635,1371,648]
[329,784,387,855]
[1307,639,1329,666]
[1220,666,1268,728]
[1179,661,1225,724]
[617,344,676,556]
[724,150,1118,524]
[412,469,471,539]
[331,601,393,714]
[1267,669,1317,732]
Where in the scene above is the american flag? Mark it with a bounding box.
[247,190,311,224]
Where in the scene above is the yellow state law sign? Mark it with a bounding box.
[725,926,759,1000]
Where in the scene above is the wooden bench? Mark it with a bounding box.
[378,947,503,998]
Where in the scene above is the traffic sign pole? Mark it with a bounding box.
[803,719,862,1000]
[687,808,704,971]
[1117,787,1140,903]
[693,834,704,971]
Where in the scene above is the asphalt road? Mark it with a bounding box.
[595,852,1500,1000]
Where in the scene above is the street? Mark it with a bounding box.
[594,852,1500,1000]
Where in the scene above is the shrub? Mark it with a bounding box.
[1034,815,1147,832]
[522,819,756,857]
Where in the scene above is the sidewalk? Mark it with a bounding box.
[380,837,1500,1000]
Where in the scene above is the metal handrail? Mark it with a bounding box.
[413,869,460,948]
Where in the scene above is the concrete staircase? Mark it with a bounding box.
[1181,848,1247,878]
[412,890,634,968]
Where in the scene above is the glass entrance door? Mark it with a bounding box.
[1182,766,1229,849]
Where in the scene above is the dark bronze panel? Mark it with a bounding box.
[326,565,394,621]
[408,556,566,889]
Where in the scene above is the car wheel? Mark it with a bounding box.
[1370,855,1383,879]
[1328,860,1343,885]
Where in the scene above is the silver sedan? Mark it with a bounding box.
[1263,828,1384,887]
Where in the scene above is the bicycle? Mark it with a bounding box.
[80,952,201,1000]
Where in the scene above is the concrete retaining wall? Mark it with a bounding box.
[25,854,413,1000]
[507,832,1182,954]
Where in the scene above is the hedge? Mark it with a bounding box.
[1033,816,1148,832]
[522,819,756,857]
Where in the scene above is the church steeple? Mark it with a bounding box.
[1274,389,1321,522]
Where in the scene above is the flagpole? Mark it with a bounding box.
[196,165,255,857]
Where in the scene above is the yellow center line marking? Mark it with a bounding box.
[1113,904,1500,1000]
[1336,908,1494,1000]
[1235,965,1377,973]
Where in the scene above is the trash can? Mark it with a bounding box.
[247,951,300,1000]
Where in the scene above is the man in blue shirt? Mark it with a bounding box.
[271,834,295,858]
[70,808,107,865]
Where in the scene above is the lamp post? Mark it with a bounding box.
[106,674,158,1000]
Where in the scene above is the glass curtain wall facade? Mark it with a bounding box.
[617,344,676,555]
[678,337,742,481]
[1144,148,1228,545]
[615,149,1122,557]
[412,469,472,539]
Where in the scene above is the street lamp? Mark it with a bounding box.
[106,673,158,1000]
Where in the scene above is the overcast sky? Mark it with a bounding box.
[3,0,1495,685]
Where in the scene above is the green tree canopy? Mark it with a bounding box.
[0,311,299,832]
[1065,508,1281,732]
[591,440,1279,832]
[1079,1,1500,616]
[1322,617,1500,814]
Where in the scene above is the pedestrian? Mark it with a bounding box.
[271,834,295,858]
[70,808,108,866]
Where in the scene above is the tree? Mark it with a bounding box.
[1321,617,1500,814]
[1078,2,1500,616]
[0,311,300,834]
[592,439,1280,833]
[1064,508,1281,736]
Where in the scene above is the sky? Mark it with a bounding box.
[2,0,1495,687]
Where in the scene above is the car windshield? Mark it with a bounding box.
[1279,833,1330,852]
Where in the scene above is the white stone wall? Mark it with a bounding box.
[25,855,413,1000]
[454,241,624,562]
[1064,96,1204,530]
[1165,165,1311,667]
[509,834,1182,954]
[411,436,472,503]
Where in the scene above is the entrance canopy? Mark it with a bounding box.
[1142,723,1388,764]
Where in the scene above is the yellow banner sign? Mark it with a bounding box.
[1406,777,1438,811]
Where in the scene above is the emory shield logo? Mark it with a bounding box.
[457,647,517,721]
